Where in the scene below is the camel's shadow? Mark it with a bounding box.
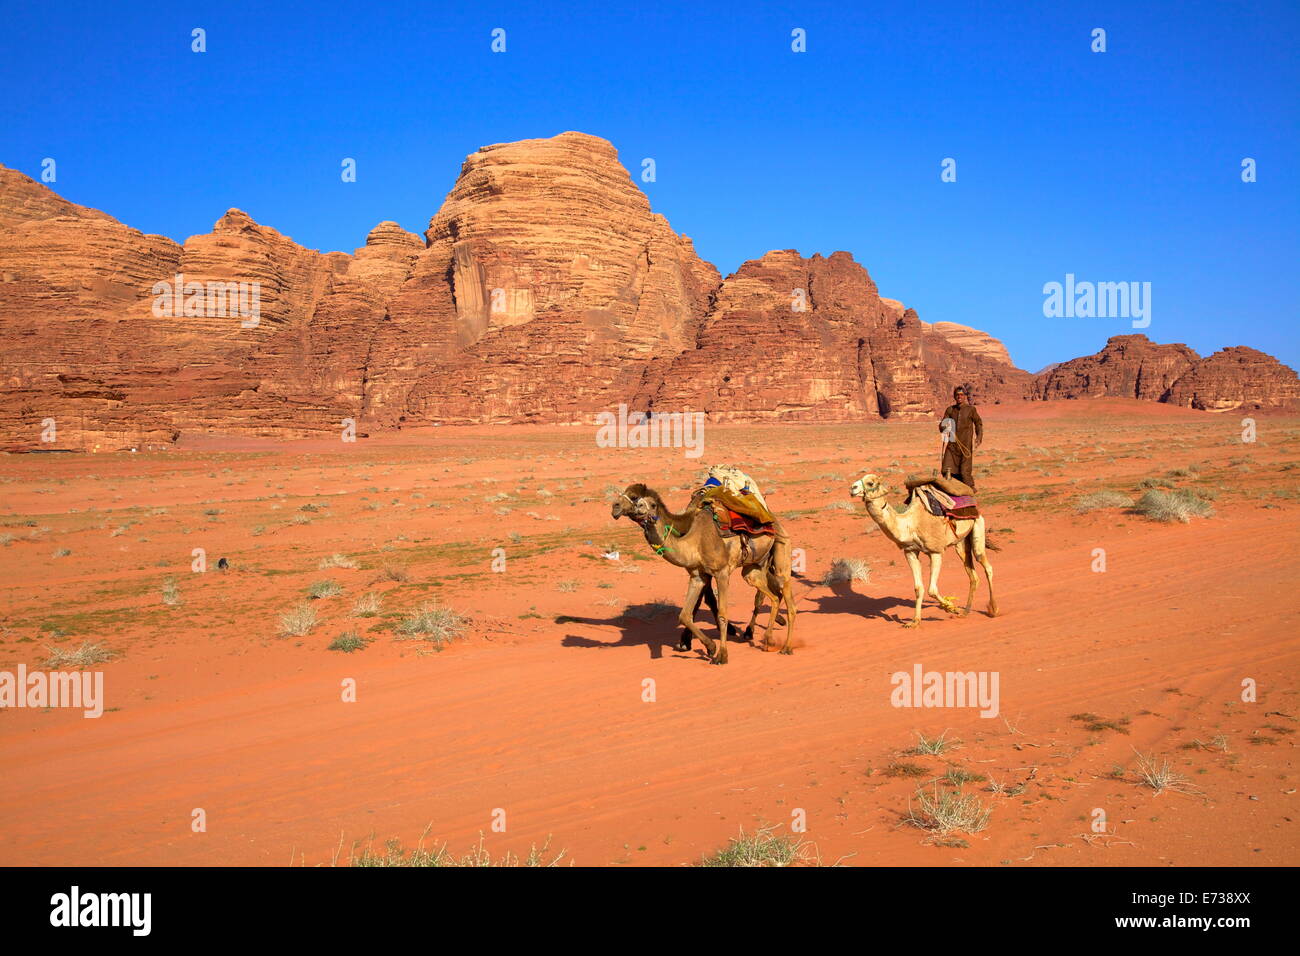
[807,581,911,623]
[559,602,747,661]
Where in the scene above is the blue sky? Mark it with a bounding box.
[2,0,1296,372]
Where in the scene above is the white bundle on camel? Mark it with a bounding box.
[702,464,770,511]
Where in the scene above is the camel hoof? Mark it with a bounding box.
[779,646,793,656]
[903,620,920,629]
[673,641,689,652]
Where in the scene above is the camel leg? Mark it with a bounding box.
[694,575,742,643]
[712,571,731,665]
[971,523,997,617]
[678,574,716,659]
[926,552,960,615]
[956,537,978,617]
[740,565,772,644]
[776,575,796,655]
[744,582,763,643]
[904,551,925,628]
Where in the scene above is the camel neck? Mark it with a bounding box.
[652,498,695,538]
[864,494,907,540]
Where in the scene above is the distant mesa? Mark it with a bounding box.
[0,135,1295,449]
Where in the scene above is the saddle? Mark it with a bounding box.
[905,473,979,519]
[698,487,777,535]
[696,486,776,564]
[905,472,975,497]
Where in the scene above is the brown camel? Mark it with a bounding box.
[849,473,997,627]
[611,483,797,664]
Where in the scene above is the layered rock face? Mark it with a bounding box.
[637,251,1033,421]
[638,250,899,421]
[1164,347,1300,411]
[1036,335,1300,411]
[0,167,185,447]
[3,135,1295,448]
[1036,334,1201,401]
[0,161,430,447]
[370,132,721,425]
[923,321,1014,366]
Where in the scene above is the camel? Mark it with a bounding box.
[849,473,997,628]
[611,483,797,664]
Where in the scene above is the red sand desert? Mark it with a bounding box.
[1,399,1296,866]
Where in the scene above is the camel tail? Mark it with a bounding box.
[985,536,1002,552]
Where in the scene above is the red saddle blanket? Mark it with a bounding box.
[917,487,979,519]
[713,506,776,536]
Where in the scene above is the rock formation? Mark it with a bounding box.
[923,321,1014,366]
[374,132,721,425]
[2,134,1296,449]
[1164,346,1300,411]
[1036,334,1201,402]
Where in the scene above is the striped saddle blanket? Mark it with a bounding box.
[916,485,979,519]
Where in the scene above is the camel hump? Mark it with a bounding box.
[904,472,975,498]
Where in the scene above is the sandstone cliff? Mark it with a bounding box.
[1164,346,1300,411]
[3,136,1294,449]
[1036,334,1201,402]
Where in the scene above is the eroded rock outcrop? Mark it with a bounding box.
[1035,334,1201,402]
[3,137,1294,448]
[370,132,721,425]
[638,251,1031,420]
[1164,346,1300,411]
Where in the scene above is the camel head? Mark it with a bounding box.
[850,473,889,501]
[611,483,658,524]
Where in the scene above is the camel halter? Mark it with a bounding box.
[621,493,680,555]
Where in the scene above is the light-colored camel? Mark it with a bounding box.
[849,473,997,627]
[611,483,797,664]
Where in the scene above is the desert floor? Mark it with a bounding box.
[1,399,1297,866]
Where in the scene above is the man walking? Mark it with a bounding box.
[939,386,983,491]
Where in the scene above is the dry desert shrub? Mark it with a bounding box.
[43,641,114,668]
[1133,488,1214,523]
[308,579,344,599]
[319,553,357,569]
[375,564,410,583]
[1073,490,1132,513]
[822,557,870,585]
[329,630,367,653]
[906,783,993,834]
[911,730,958,755]
[279,603,318,637]
[351,831,566,867]
[161,577,181,606]
[1132,750,1201,796]
[352,592,382,617]
[396,602,468,648]
[698,826,810,867]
